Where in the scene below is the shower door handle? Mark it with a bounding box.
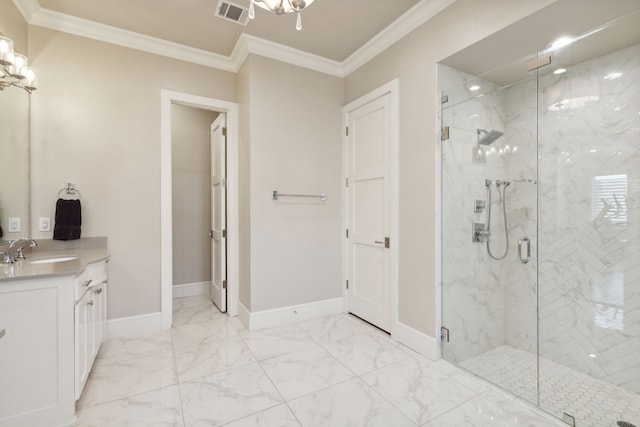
[518,236,531,264]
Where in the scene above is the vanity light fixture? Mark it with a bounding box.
[0,35,37,93]
[248,0,315,31]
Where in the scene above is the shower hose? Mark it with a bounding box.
[486,182,509,260]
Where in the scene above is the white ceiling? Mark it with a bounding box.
[14,0,455,76]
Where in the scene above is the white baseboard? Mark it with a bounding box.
[172,281,210,299]
[106,312,162,339]
[392,321,439,360]
[241,298,344,331]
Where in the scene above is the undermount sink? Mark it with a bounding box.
[29,256,78,264]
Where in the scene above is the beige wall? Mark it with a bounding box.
[237,57,252,310]
[242,55,344,311]
[171,104,218,286]
[344,0,556,337]
[28,26,236,319]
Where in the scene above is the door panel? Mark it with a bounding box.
[210,113,227,312]
[346,94,391,331]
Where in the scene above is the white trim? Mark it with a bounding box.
[393,321,439,360]
[106,312,162,339]
[342,79,400,336]
[161,90,240,329]
[172,281,211,299]
[241,298,344,331]
[342,0,455,76]
[13,0,454,78]
[237,301,251,331]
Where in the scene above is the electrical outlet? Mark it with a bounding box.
[39,217,51,232]
[8,217,21,233]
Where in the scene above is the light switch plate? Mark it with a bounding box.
[8,217,21,232]
[39,217,51,232]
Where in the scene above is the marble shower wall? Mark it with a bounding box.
[439,64,510,363]
[535,43,640,394]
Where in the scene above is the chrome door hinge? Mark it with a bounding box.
[441,94,449,104]
[345,127,349,136]
[222,229,227,238]
[441,326,450,342]
[441,126,450,141]
[346,229,349,238]
[222,127,227,137]
[222,280,227,289]
[346,280,349,289]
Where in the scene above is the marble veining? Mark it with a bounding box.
[73,297,573,426]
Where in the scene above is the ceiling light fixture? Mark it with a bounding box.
[0,35,37,93]
[248,0,315,31]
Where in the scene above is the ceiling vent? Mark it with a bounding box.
[215,0,250,26]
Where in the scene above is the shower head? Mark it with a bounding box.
[477,129,504,145]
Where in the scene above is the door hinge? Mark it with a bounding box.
[346,280,349,289]
[441,326,450,342]
[346,229,349,238]
[222,280,227,289]
[441,126,450,141]
[441,94,449,104]
[222,127,227,137]
[345,126,349,136]
[222,229,227,238]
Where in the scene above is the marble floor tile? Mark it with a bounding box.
[287,378,415,427]
[73,385,184,427]
[229,316,248,334]
[241,324,317,361]
[296,313,383,343]
[95,330,173,366]
[362,357,486,425]
[221,404,300,427]
[173,302,224,327]
[322,330,414,375]
[79,347,178,409]
[174,335,256,382]
[423,390,566,427]
[173,295,214,310]
[180,363,283,427]
[171,316,238,350]
[261,345,354,400]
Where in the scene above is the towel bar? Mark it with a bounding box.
[272,190,326,201]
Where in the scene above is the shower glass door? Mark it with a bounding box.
[439,61,540,405]
[536,13,640,425]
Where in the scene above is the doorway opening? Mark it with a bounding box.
[160,90,239,329]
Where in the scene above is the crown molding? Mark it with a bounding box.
[13,0,454,78]
[234,33,343,76]
[342,0,456,76]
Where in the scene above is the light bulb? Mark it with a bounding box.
[249,0,255,19]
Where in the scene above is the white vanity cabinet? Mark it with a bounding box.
[74,260,108,400]
[0,256,109,427]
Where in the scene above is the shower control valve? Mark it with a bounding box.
[472,223,490,242]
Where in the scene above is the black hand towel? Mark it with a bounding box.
[53,198,82,240]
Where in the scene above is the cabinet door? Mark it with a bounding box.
[75,293,88,400]
[1,281,75,426]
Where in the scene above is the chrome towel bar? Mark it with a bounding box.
[272,190,326,201]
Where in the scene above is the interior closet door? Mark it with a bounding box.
[345,93,392,332]
[210,113,227,312]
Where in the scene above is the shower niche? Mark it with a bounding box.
[439,7,640,427]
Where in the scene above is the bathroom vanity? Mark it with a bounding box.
[0,247,109,427]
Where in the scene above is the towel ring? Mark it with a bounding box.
[58,183,81,199]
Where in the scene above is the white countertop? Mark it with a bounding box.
[0,248,110,282]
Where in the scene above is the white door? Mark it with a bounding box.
[346,93,392,332]
[210,113,227,312]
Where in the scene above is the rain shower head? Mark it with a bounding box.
[477,129,504,145]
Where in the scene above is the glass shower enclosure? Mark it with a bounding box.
[440,12,640,427]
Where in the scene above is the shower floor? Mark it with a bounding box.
[460,345,640,427]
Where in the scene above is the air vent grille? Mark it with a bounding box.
[215,0,250,26]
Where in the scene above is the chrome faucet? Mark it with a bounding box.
[2,238,38,263]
